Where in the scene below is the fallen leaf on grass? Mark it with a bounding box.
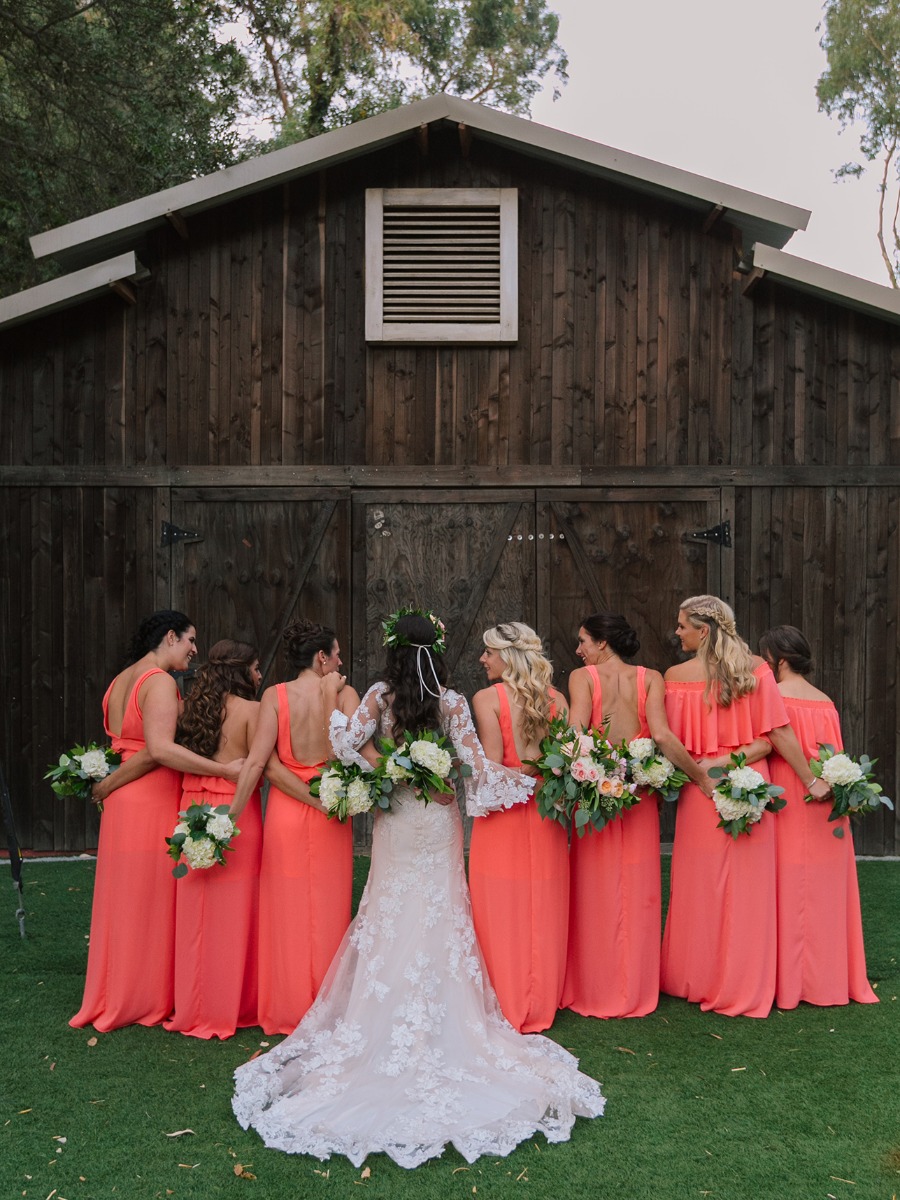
[165,1130,195,1138]
[516,1168,528,1181]
[615,1047,635,1055]
[730,1067,746,1072]
[86,1038,98,1047]
[49,1063,56,1071]
[19,1109,32,1114]
[360,1167,371,1179]
[709,1033,723,1040]
[452,1168,470,1174]
[177,1163,200,1169]
[313,1168,330,1177]
[829,1177,856,1185]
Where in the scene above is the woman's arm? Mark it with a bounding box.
[567,668,593,730]
[263,754,323,810]
[141,675,244,780]
[644,672,714,798]
[91,748,156,805]
[471,687,503,765]
[769,723,831,799]
[228,689,279,818]
[696,738,773,772]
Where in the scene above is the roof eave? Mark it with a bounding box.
[0,252,143,332]
[751,243,900,326]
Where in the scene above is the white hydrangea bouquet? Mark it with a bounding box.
[311,760,390,822]
[626,737,690,803]
[44,742,121,812]
[166,804,240,878]
[532,720,638,836]
[377,729,472,804]
[807,743,893,837]
[708,752,785,838]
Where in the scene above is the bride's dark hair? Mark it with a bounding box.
[383,614,449,738]
[177,639,259,757]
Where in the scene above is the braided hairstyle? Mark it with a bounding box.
[679,594,756,708]
[758,625,813,677]
[580,612,641,660]
[125,610,193,666]
[283,618,337,672]
[383,613,448,739]
[483,622,555,744]
[177,639,259,757]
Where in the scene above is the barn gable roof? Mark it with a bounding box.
[750,243,900,324]
[29,94,809,272]
[0,252,144,332]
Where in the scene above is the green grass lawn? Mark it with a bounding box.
[1,858,898,1200]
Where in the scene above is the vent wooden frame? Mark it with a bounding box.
[365,188,518,343]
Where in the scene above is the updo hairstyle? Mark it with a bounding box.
[580,612,640,660]
[283,618,336,672]
[125,610,193,666]
[758,625,813,677]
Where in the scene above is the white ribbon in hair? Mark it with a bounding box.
[411,643,443,700]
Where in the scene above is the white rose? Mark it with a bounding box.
[714,795,759,823]
[346,777,373,816]
[205,813,234,843]
[385,756,411,783]
[728,765,765,792]
[821,754,864,787]
[409,740,452,778]
[628,738,655,760]
[76,749,110,780]
[182,836,217,870]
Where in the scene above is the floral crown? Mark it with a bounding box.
[382,607,447,655]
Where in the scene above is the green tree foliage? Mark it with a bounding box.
[219,0,567,142]
[817,0,900,286]
[0,0,250,297]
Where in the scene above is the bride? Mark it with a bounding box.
[232,609,604,1168]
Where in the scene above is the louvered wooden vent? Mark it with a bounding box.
[382,205,501,324]
[366,188,517,343]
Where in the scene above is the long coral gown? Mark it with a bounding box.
[771,697,878,1009]
[256,683,353,1036]
[232,684,604,1168]
[468,684,569,1033]
[71,668,181,1031]
[163,777,263,1038]
[562,665,661,1018]
[660,663,787,1018]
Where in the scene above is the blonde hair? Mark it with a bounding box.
[483,622,555,743]
[679,595,756,708]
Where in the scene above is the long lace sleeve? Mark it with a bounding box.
[442,690,534,817]
[329,683,387,771]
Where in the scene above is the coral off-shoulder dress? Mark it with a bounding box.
[468,684,569,1033]
[771,696,877,1009]
[256,683,353,1036]
[661,663,786,1018]
[163,775,263,1038]
[562,665,661,1018]
[71,668,181,1031]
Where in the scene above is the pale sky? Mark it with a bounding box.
[529,0,889,286]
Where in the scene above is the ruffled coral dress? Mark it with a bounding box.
[562,665,661,1017]
[232,684,603,1168]
[771,697,878,1009]
[661,663,787,1018]
[71,668,181,1031]
[468,684,569,1033]
[256,683,353,1036]
[163,776,263,1038]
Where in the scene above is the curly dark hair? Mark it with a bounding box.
[283,618,337,672]
[177,639,259,757]
[382,614,449,739]
[125,610,193,665]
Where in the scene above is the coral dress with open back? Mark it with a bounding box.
[256,683,353,1036]
[661,663,787,1018]
[562,665,661,1018]
[70,668,181,1031]
[771,696,877,1009]
[163,776,263,1038]
[468,683,569,1033]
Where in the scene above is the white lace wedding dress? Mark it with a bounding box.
[232,684,604,1168]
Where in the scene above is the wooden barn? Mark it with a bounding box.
[1,95,898,855]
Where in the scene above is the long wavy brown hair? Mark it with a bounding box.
[177,639,259,757]
[383,613,449,739]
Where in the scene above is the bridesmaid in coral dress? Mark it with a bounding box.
[72,611,245,1033]
[229,619,360,1036]
[661,596,830,1018]
[561,612,713,1019]
[164,639,267,1038]
[758,625,878,1009]
[469,622,568,1033]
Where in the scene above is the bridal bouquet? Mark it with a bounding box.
[311,760,390,822]
[45,741,121,811]
[533,720,638,836]
[377,729,471,803]
[166,804,240,877]
[807,743,893,837]
[709,752,785,838]
[626,737,690,803]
